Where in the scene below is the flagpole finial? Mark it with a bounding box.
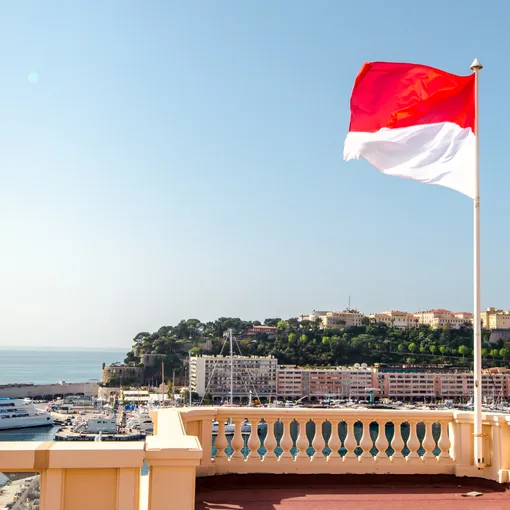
[470,58,483,71]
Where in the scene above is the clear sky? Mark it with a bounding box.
[0,1,508,348]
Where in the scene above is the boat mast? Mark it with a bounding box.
[229,329,233,406]
[189,350,192,407]
[161,361,165,406]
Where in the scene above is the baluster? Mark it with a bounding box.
[390,421,405,462]
[230,417,245,460]
[263,418,278,460]
[215,420,228,459]
[437,421,452,461]
[421,421,436,460]
[246,417,261,461]
[406,421,421,462]
[359,421,374,459]
[343,419,358,460]
[311,418,326,463]
[279,418,294,460]
[296,419,310,460]
[327,420,341,460]
[374,422,390,463]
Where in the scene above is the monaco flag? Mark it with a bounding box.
[343,62,475,198]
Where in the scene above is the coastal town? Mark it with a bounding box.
[3,306,510,407]
[2,306,510,507]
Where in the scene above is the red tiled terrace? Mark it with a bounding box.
[196,474,510,510]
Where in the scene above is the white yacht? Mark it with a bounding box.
[126,414,154,434]
[0,398,54,430]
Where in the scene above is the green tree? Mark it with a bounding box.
[299,334,308,344]
[429,345,437,355]
[500,348,510,360]
[490,348,500,360]
[408,342,417,353]
[439,345,447,355]
[277,320,289,330]
[361,317,370,326]
[398,343,405,352]
[288,333,297,344]
[202,393,213,405]
[458,345,470,358]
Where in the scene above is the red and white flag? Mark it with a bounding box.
[344,62,475,198]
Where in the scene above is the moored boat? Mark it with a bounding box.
[0,398,54,430]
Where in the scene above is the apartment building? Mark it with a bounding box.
[369,310,418,329]
[190,355,277,400]
[277,366,374,400]
[277,364,510,401]
[375,368,510,401]
[307,368,373,399]
[277,366,304,399]
[481,307,510,329]
[413,309,473,329]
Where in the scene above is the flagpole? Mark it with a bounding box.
[470,57,484,468]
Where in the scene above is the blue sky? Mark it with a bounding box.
[0,1,508,348]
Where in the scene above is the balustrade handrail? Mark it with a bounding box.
[177,406,510,425]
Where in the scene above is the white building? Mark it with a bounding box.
[321,310,365,328]
[413,309,473,329]
[190,355,278,401]
[369,310,418,329]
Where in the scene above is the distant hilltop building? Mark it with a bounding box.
[368,310,417,329]
[299,307,493,330]
[300,310,365,328]
[481,307,510,329]
[412,309,474,329]
[243,325,278,338]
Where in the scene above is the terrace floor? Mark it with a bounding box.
[195,474,510,510]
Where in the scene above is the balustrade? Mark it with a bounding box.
[191,408,467,475]
[0,407,509,510]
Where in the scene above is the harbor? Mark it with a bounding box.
[0,474,40,510]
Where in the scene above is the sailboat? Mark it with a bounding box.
[211,329,254,435]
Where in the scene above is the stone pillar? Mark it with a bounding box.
[146,410,203,510]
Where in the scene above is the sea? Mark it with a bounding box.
[0,347,127,442]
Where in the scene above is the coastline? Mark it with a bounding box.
[0,348,126,386]
[0,380,99,399]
